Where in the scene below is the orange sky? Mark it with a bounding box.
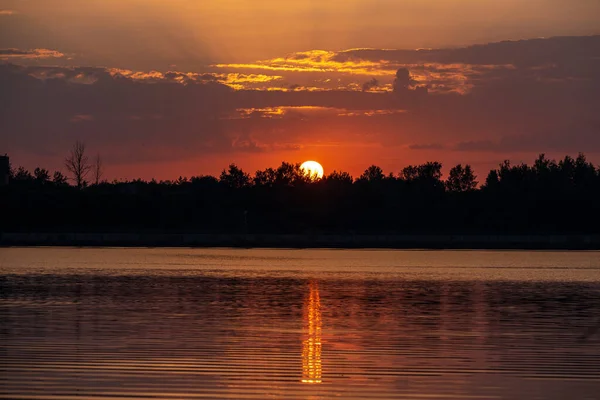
[3,0,600,66]
[1,0,600,181]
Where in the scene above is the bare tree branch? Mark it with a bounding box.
[94,154,103,185]
[64,141,91,188]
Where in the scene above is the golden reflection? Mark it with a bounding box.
[302,281,322,384]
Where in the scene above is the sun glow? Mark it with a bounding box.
[300,161,324,180]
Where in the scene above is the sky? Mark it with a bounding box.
[1,0,600,180]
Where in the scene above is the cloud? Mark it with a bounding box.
[0,48,64,60]
[213,52,521,94]
[233,106,407,120]
[362,78,379,92]
[214,35,600,95]
[219,73,284,90]
[70,114,95,123]
[0,10,17,16]
[393,68,413,91]
[9,35,595,96]
[1,36,600,178]
[229,134,303,153]
[7,63,281,90]
[331,36,600,68]
[453,140,496,152]
[409,143,446,150]
[88,68,284,90]
[214,49,396,76]
[453,121,600,153]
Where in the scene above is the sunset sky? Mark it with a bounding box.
[1,0,599,180]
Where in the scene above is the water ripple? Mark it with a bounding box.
[1,248,600,399]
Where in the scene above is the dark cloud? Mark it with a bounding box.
[409,143,446,150]
[0,63,235,163]
[362,78,379,92]
[393,68,412,92]
[454,121,600,153]
[453,140,496,152]
[332,36,600,68]
[0,63,402,165]
[0,48,64,59]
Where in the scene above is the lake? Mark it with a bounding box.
[1,248,600,399]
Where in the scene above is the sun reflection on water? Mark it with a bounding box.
[302,281,322,384]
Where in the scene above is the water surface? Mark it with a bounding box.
[1,248,600,399]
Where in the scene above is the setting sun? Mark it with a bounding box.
[300,161,324,180]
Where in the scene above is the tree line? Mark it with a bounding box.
[10,141,104,189]
[2,143,600,234]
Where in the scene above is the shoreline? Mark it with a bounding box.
[2,233,600,250]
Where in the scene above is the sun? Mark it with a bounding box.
[300,161,324,180]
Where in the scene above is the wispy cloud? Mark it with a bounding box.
[0,48,64,60]
[235,106,345,119]
[70,114,95,123]
[409,143,446,150]
[107,68,283,90]
[0,10,17,16]
[214,49,397,76]
[213,50,519,94]
[233,107,406,120]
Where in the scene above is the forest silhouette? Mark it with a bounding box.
[2,151,600,235]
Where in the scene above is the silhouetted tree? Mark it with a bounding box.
[533,153,557,175]
[220,164,250,189]
[496,160,530,192]
[274,162,309,186]
[65,141,91,188]
[175,176,189,185]
[33,167,51,184]
[254,168,277,186]
[557,155,574,184]
[3,153,600,236]
[574,153,597,187]
[325,170,353,185]
[446,164,477,192]
[358,165,384,182]
[93,154,103,185]
[14,167,33,182]
[53,171,68,186]
[417,162,443,182]
[400,162,444,193]
[191,175,218,186]
[484,169,500,189]
[399,165,419,182]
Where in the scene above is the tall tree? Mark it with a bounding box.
[484,169,500,190]
[446,164,478,192]
[220,164,251,189]
[64,141,91,188]
[93,154,103,185]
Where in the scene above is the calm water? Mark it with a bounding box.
[1,248,600,400]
